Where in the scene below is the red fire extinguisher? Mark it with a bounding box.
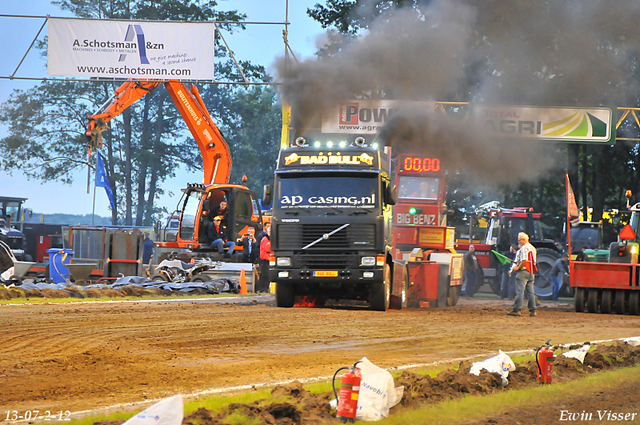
[332,362,362,423]
[536,339,554,384]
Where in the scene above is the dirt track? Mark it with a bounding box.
[1,295,640,419]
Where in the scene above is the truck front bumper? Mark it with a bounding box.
[270,268,384,286]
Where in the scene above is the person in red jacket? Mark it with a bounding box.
[258,222,272,293]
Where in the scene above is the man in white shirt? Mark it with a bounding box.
[507,232,537,317]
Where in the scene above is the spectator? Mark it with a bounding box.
[239,226,259,263]
[500,245,517,299]
[142,232,154,264]
[550,253,570,300]
[210,215,235,257]
[464,245,483,298]
[258,222,272,293]
[212,200,229,226]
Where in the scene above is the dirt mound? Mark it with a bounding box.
[0,286,25,299]
[173,342,640,424]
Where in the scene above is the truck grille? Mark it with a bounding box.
[277,224,375,250]
[299,251,352,269]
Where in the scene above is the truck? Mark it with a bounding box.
[86,79,264,263]
[391,154,463,307]
[571,202,640,315]
[0,196,31,261]
[266,137,403,310]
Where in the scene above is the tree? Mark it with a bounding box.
[1,0,279,226]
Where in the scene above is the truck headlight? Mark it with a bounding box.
[277,257,291,266]
[363,271,374,278]
[361,257,375,266]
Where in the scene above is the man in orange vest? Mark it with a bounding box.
[507,232,538,317]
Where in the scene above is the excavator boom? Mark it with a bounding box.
[86,79,231,185]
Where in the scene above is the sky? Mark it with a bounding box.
[0,0,324,217]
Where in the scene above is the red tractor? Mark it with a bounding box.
[459,206,563,298]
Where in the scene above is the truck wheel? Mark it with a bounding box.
[628,291,640,315]
[534,248,560,299]
[574,288,586,312]
[276,281,295,308]
[614,290,628,315]
[447,285,460,306]
[586,289,599,313]
[370,264,391,311]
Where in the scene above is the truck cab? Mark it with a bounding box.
[268,139,397,310]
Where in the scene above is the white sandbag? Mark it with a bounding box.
[562,344,590,363]
[356,357,404,422]
[1,267,14,281]
[623,337,640,347]
[122,394,183,425]
[469,350,516,386]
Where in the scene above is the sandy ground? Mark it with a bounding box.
[1,294,640,422]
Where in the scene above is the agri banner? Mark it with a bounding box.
[473,105,614,144]
[47,18,214,80]
[322,100,435,134]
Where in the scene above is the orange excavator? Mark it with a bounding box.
[86,79,264,257]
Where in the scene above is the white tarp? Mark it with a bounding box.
[122,394,183,425]
[47,18,214,80]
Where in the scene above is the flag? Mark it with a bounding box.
[491,250,512,266]
[566,174,579,221]
[96,151,116,211]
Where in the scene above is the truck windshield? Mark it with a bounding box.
[397,176,440,200]
[275,174,379,211]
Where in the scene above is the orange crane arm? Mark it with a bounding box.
[86,79,232,185]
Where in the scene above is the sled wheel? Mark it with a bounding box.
[370,263,391,311]
[574,288,586,312]
[447,285,460,307]
[586,289,599,313]
[614,290,628,315]
[600,289,613,314]
[390,266,408,310]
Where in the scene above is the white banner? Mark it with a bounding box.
[473,105,613,143]
[47,18,214,80]
[322,100,435,134]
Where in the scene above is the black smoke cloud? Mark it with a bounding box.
[273,0,640,184]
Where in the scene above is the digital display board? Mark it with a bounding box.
[401,156,441,173]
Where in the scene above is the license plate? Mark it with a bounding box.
[314,270,338,277]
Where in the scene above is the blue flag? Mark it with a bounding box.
[96,151,116,211]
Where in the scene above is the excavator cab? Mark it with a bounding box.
[167,183,263,257]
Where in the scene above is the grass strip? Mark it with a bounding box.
[374,364,640,425]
